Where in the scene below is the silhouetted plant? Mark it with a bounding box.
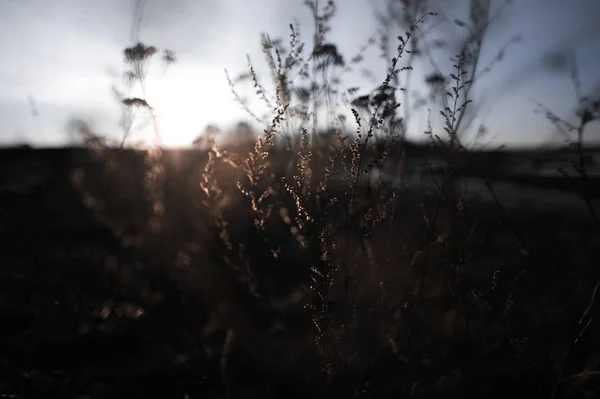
[56,1,600,398]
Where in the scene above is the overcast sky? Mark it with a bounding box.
[1,0,599,148]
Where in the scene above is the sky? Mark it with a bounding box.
[0,0,599,148]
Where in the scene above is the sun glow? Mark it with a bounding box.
[143,64,248,147]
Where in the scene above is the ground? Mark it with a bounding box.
[0,146,598,398]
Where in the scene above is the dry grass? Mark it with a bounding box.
[2,0,600,397]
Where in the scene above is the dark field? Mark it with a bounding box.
[0,146,599,398]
